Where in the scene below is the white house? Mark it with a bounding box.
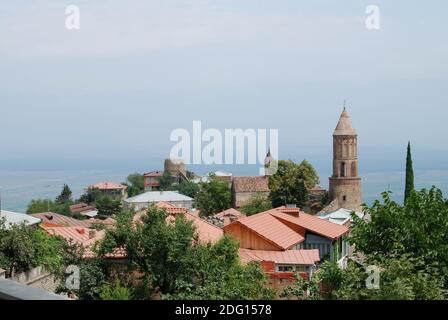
[123,191,193,211]
[0,210,41,229]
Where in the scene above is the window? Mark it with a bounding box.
[277,265,307,273]
[340,162,346,177]
[343,195,347,201]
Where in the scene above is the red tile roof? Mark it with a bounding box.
[232,212,305,250]
[269,208,349,240]
[232,176,270,193]
[89,182,127,190]
[185,213,223,244]
[239,248,320,265]
[31,212,92,228]
[225,207,349,249]
[133,202,223,244]
[156,201,188,215]
[42,225,125,259]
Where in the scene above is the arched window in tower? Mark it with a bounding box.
[340,162,347,177]
[351,162,357,177]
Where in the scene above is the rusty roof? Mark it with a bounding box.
[239,248,320,265]
[31,212,92,228]
[232,176,270,193]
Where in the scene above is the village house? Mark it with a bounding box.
[124,191,194,211]
[143,171,164,191]
[88,182,128,200]
[231,176,270,208]
[239,248,320,291]
[223,206,349,262]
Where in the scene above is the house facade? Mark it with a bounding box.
[231,176,270,208]
[224,206,349,262]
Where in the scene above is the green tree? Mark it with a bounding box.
[126,173,145,197]
[78,187,103,205]
[240,193,272,216]
[318,256,446,300]
[269,160,318,208]
[56,184,73,204]
[281,273,321,300]
[100,279,134,300]
[195,174,231,217]
[158,171,173,191]
[167,236,274,300]
[349,187,448,291]
[95,196,122,218]
[26,199,54,214]
[172,180,200,198]
[0,219,64,277]
[404,141,415,203]
[55,241,108,300]
[99,206,196,295]
[98,207,274,299]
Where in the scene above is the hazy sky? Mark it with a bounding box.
[1,0,447,173]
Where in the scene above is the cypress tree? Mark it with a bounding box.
[404,141,414,203]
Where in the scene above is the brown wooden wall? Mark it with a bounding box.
[224,223,280,250]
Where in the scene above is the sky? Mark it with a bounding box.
[1,0,447,174]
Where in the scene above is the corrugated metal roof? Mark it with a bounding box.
[31,212,92,228]
[125,191,193,203]
[0,210,41,229]
[239,248,320,265]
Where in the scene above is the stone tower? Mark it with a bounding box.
[328,107,362,211]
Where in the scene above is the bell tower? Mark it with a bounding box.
[329,106,362,211]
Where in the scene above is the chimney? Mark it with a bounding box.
[281,204,300,217]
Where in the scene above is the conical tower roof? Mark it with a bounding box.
[333,107,357,136]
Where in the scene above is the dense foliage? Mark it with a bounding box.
[126,173,145,197]
[195,174,231,217]
[95,196,122,218]
[268,160,319,208]
[172,180,200,198]
[98,206,274,299]
[0,219,64,277]
[240,193,272,216]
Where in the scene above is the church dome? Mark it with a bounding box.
[333,107,357,136]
